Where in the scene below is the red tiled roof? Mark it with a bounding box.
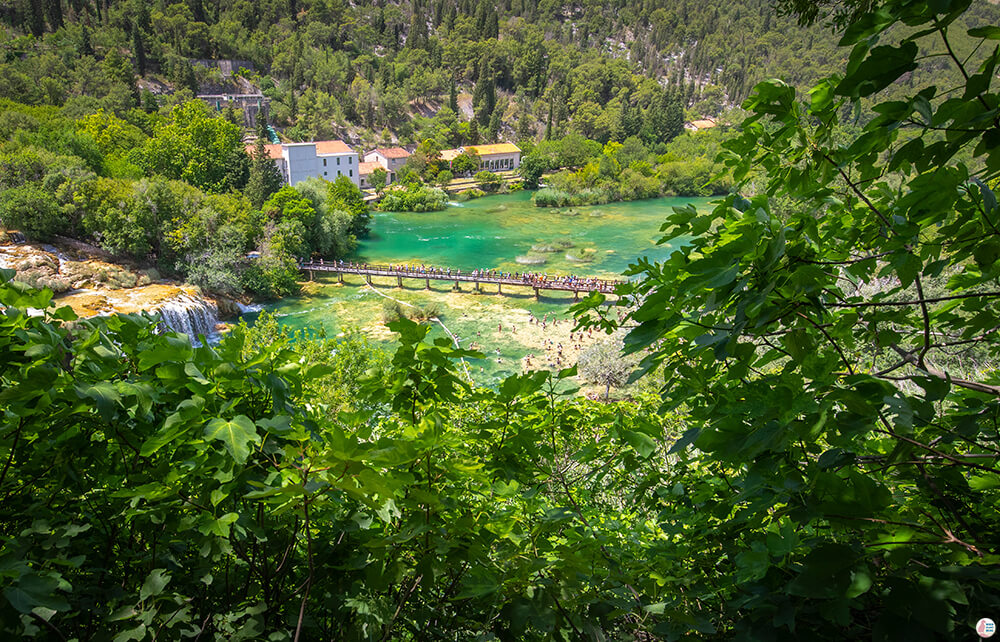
[359,161,383,175]
[315,140,354,155]
[373,147,410,159]
[245,143,283,160]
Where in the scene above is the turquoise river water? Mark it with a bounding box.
[248,191,710,386]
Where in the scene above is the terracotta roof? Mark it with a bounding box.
[359,161,384,175]
[373,147,410,159]
[245,143,284,160]
[439,148,463,161]
[315,140,354,155]
[463,143,521,156]
[688,119,717,130]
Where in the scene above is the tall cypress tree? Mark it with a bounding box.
[27,0,45,36]
[448,79,458,113]
[44,0,63,30]
[487,108,501,142]
[545,97,553,140]
[132,26,147,77]
[246,127,283,208]
[79,24,93,55]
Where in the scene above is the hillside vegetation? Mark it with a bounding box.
[3,0,995,147]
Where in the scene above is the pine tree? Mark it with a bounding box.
[516,110,533,142]
[640,89,684,145]
[132,27,147,76]
[468,119,480,144]
[622,100,642,138]
[45,0,63,30]
[474,63,495,126]
[246,130,283,208]
[79,24,93,55]
[449,79,458,113]
[27,0,45,36]
[141,89,158,113]
[487,108,501,141]
[486,9,499,39]
[545,97,553,140]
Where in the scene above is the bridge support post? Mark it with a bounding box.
[498,283,502,295]
[454,280,460,291]
[574,290,579,301]
[425,278,430,290]
[366,275,372,285]
[308,270,314,281]
[534,287,540,299]
[397,276,402,288]
[338,273,344,284]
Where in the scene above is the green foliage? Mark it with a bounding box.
[0,182,62,239]
[245,136,283,208]
[571,0,1000,638]
[377,183,449,212]
[369,166,388,193]
[473,169,502,193]
[0,276,681,640]
[450,151,479,176]
[139,102,248,194]
[535,128,733,206]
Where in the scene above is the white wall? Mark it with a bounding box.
[282,143,360,186]
[479,153,521,171]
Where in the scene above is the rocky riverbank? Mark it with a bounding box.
[0,239,234,336]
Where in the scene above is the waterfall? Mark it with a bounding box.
[156,293,220,344]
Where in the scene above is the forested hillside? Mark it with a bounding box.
[5,0,994,147]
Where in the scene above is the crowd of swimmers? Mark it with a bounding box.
[300,259,620,290]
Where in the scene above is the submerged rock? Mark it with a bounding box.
[516,255,548,265]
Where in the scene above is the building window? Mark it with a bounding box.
[324,171,327,176]
[349,169,353,177]
[349,157,353,164]
[323,158,327,167]
[337,158,341,165]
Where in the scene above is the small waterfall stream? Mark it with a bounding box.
[156,293,220,343]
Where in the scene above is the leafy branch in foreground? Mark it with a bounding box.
[577,0,1000,638]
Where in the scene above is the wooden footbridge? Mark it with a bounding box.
[299,260,622,299]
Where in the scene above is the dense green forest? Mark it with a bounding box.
[4,0,994,146]
[2,0,1000,640]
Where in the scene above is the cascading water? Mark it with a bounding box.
[156,293,220,344]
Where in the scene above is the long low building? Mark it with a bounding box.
[440,143,522,172]
[246,140,360,187]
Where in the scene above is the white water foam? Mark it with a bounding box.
[157,293,220,345]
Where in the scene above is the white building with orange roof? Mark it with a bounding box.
[463,143,521,171]
[244,140,360,187]
[363,147,410,183]
[438,143,521,172]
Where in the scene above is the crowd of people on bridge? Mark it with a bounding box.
[300,258,621,291]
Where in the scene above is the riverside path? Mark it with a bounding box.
[298,260,623,300]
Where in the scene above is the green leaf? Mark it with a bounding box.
[113,624,146,642]
[968,26,1000,39]
[140,569,170,601]
[202,415,260,464]
[75,382,121,421]
[623,430,657,458]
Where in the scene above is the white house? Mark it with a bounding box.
[245,140,360,187]
[363,147,410,184]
